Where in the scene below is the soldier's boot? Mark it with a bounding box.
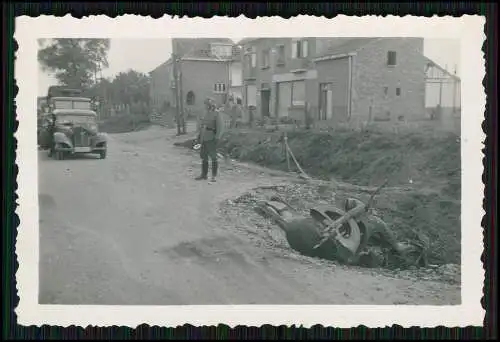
[210,160,218,183]
[195,161,209,180]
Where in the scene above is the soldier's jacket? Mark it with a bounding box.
[199,109,224,142]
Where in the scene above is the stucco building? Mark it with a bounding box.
[240,37,432,125]
[149,38,242,125]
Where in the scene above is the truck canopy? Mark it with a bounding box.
[51,97,91,102]
[47,86,83,98]
[52,109,97,117]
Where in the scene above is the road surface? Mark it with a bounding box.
[39,126,460,305]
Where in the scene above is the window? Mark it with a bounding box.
[246,84,257,107]
[261,49,270,69]
[276,45,285,65]
[245,52,257,70]
[54,100,73,109]
[396,87,401,96]
[291,80,306,106]
[211,44,232,58]
[186,91,195,105]
[244,46,257,69]
[301,40,309,58]
[73,101,91,110]
[214,83,226,94]
[230,63,242,86]
[387,51,397,66]
[292,39,309,59]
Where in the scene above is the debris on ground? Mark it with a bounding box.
[219,182,461,284]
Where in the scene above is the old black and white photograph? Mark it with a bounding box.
[15,15,484,328]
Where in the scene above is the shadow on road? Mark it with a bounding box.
[38,150,102,162]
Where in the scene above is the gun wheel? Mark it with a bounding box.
[311,207,362,262]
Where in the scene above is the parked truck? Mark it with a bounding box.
[38,86,108,160]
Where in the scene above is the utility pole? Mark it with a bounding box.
[452,64,457,114]
[178,59,186,134]
[438,79,443,107]
[172,53,182,135]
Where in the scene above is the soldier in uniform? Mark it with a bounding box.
[47,113,57,157]
[195,98,224,182]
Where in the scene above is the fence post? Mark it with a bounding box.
[284,132,291,171]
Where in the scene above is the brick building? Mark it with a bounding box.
[314,37,426,123]
[240,37,428,125]
[240,37,318,123]
[149,38,242,125]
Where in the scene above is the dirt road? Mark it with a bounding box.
[39,126,460,305]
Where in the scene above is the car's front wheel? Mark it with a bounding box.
[55,150,65,160]
[99,150,107,159]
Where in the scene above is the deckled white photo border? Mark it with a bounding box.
[14,15,486,328]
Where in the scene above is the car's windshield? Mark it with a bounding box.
[53,100,91,110]
[56,115,96,125]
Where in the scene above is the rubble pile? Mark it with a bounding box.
[219,182,461,284]
[383,264,461,285]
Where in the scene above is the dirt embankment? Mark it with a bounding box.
[181,127,461,265]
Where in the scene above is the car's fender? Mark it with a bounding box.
[93,132,108,144]
[53,132,73,147]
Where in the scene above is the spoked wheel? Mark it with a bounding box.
[310,207,363,263]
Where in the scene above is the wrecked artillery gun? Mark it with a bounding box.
[254,181,429,269]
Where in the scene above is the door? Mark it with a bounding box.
[277,82,292,117]
[261,89,270,117]
[319,83,333,120]
[326,89,333,119]
[330,80,348,121]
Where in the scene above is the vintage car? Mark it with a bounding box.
[38,109,107,160]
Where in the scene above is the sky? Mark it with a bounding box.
[37,38,460,96]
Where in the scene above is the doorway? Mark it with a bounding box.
[186,91,195,105]
[277,82,292,117]
[261,89,271,117]
[319,83,333,121]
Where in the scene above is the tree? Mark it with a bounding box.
[83,69,151,116]
[110,70,150,106]
[38,39,110,89]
